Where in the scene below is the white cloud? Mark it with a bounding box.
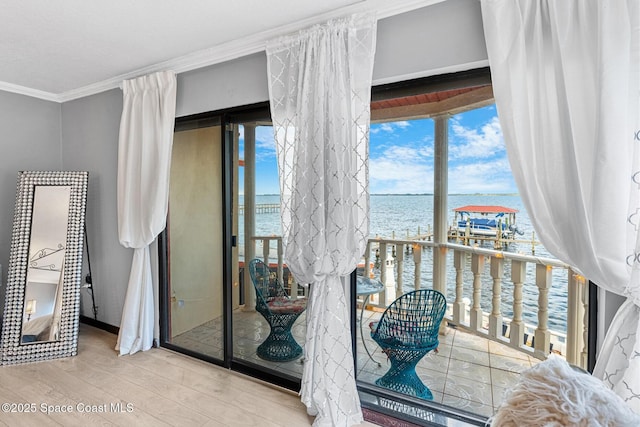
[254,126,277,160]
[382,145,422,161]
[369,144,433,194]
[368,111,515,194]
[449,116,505,159]
[371,121,411,134]
[380,123,394,133]
[448,157,516,193]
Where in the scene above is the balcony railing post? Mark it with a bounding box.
[534,264,552,358]
[452,250,466,325]
[510,260,526,348]
[262,238,270,267]
[581,278,589,369]
[470,253,484,332]
[396,243,405,298]
[380,242,398,305]
[489,255,504,339]
[413,244,422,292]
[566,269,581,365]
[363,240,376,305]
[379,242,387,304]
[364,240,372,279]
[277,237,284,294]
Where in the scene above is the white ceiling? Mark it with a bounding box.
[0,0,442,102]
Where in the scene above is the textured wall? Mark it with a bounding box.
[0,91,62,312]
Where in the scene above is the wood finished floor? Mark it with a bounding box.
[0,324,377,427]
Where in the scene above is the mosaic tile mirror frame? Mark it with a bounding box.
[0,171,88,365]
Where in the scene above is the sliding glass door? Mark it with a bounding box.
[160,105,305,390]
[162,122,226,360]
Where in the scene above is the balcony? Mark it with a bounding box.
[242,235,589,417]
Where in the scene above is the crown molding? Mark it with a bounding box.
[3,0,446,103]
[0,81,61,102]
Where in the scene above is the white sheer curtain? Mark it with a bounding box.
[266,14,376,427]
[481,0,640,411]
[116,71,177,355]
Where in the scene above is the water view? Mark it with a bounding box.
[241,193,569,335]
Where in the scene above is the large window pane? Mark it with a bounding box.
[166,126,224,359]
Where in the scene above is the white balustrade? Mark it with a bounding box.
[533,264,552,358]
[413,244,422,292]
[251,235,297,297]
[489,255,503,338]
[395,243,405,298]
[452,250,466,324]
[379,242,390,305]
[470,253,485,332]
[510,260,526,349]
[246,234,588,368]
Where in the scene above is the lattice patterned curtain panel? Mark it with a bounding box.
[266,14,377,427]
[481,0,640,411]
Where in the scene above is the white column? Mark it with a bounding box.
[242,124,257,311]
[433,115,449,295]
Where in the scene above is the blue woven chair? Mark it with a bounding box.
[370,289,447,400]
[248,259,307,362]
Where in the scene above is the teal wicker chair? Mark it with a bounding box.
[370,289,447,399]
[248,259,307,362]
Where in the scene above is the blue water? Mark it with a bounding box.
[241,194,568,333]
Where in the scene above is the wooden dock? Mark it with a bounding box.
[238,204,280,215]
[370,225,540,254]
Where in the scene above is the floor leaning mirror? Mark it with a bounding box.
[0,171,88,365]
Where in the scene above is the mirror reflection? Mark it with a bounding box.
[21,185,71,344]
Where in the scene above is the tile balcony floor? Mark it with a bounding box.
[171,307,542,420]
[357,308,540,418]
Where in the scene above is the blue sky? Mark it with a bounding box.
[240,104,518,195]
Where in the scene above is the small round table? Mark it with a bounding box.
[357,276,384,367]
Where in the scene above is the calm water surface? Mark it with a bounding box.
[241,194,569,333]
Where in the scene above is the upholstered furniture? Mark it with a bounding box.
[248,259,307,362]
[370,289,447,399]
[490,355,640,426]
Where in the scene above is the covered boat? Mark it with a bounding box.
[453,205,522,238]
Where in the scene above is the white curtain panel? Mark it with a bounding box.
[481,0,640,411]
[116,71,177,355]
[266,14,376,427]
